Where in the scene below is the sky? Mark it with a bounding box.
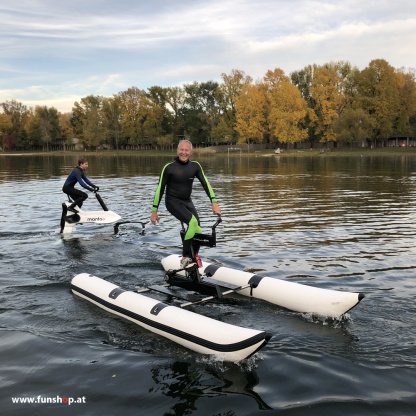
[1,0,416,113]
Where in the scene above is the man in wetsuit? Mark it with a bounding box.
[150,140,221,268]
[62,158,99,213]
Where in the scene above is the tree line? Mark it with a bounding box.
[1,59,415,151]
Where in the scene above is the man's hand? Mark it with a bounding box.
[212,202,221,215]
[150,211,160,225]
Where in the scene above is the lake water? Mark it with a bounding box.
[1,153,416,415]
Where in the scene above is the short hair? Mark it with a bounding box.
[78,158,88,166]
[177,139,193,152]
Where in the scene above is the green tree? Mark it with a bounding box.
[16,128,30,150]
[356,59,399,144]
[180,81,220,145]
[165,86,186,145]
[72,95,105,149]
[118,87,147,147]
[27,106,60,151]
[102,96,123,149]
[332,107,375,145]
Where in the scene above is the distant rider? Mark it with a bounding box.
[62,158,99,213]
[150,140,221,269]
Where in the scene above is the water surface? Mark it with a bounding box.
[1,154,415,415]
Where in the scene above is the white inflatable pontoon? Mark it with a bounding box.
[71,273,271,361]
[162,255,365,318]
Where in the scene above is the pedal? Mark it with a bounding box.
[65,214,80,224]
[185,264,200,282]
[164,269,176,282]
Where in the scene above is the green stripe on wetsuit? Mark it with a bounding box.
[193,161,217,203]
[151,158,217,211]
[184,215,202,240]
[152,160,175,211]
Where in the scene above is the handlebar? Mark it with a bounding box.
[212,214,222,233]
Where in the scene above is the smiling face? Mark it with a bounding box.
[80,161,89,170]
[177,141,192,163]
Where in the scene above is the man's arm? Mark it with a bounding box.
[74,169,93,190]
[194,162,221,214]
[150,163,170,224]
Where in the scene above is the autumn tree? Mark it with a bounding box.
[1,100,30,139]
[291,65,320,144]
[265,69,309,145]
[147,86,173,138]
[394,68,416,135]
[309,62,351,145]
[0,113,13,151]
[215,69,252,144]
[141,95,164,146]
[118,87,163,147]
[59,112,75,138]
[235,83,267,145]
[2,135,16,151]
[58,112,76,150]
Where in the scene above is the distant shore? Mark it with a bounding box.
[2,147,416,157]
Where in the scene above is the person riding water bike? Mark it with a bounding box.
[62,158,99,213]
[150,140,221,269]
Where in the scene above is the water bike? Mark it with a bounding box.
[71,215,271,361]
[71,215,365,361]
[160,215,365,317]
[60,190,146,234]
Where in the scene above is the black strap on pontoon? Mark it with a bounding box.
[248,275,264,296]
[204,264,221,277]
[108,287,125,299]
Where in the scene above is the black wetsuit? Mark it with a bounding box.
[152,156,217,258]
[62,166,95,209]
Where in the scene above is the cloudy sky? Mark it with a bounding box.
[1,0,416,113]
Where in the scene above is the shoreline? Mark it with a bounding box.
[1,147,416,157]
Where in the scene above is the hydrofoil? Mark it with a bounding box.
[60,191,145,234]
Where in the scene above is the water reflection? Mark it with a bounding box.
[149,361,272,413]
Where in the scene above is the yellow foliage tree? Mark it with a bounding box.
[310,62,349,144]
[235,83,267,145]
[265,69,308,144]
[216,69,253,143]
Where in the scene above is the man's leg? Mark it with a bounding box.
[63,187,88,210]
[166,198,201,259]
